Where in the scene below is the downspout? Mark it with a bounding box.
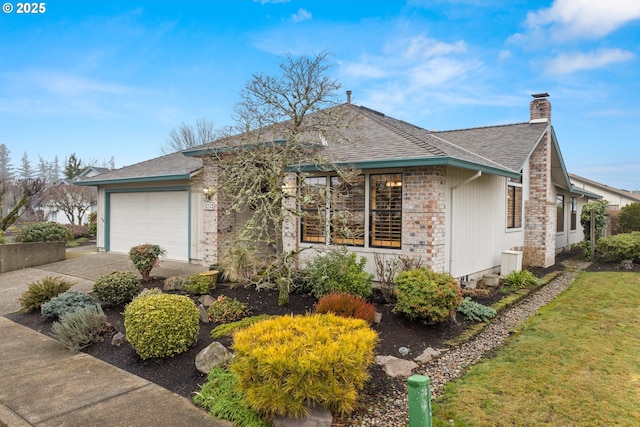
[449,171,482,276]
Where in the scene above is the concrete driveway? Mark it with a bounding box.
[0,246,205,315]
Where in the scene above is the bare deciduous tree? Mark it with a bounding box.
[46,184,97,225]
[212,51,358,305]
[1,178,46,231]
[162,118,220,154]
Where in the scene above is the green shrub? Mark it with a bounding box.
[124,293,199,359]
[502,270,540,291]
[457,297,497,322]
[15,222,72,243]
[304,248,373,298]
[0,230,8,244]
[231,314,378,418]
[41,290,98,319]
[207,295,250,323]
[597,232,640,262]
[87,211,97,236]
[51,305,107,351]
[134,287,163,300]
[164,276,187,291]
[93,271,142,307]
[19,276,74,313]
[210,315,273,339]
[185,273,213,295]
[66,224,89,239]
[315,292,377,324]
[290,268,312,294]
[194,368,269,427]
[128,243,166,281]
[619,203,640,232]
[394,268,462,324]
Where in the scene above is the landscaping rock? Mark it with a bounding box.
[199,294,215,307]
[620,260,634,270]
[481,273,500,288]
[374,311,382,324]
[195,342,233,374]
[375,355,418,378]
[273,406,333,427]
[198,304,210,323]
[414,346,442,363]
[111,332,126,347]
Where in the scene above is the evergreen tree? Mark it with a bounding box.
[37,155,50,183]
[63,153,85,179]
[0,144,13,182]
[17,152,33,179]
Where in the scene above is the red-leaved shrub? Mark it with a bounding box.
[315,293,377,324]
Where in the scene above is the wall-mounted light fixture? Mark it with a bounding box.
[203,187,215,201]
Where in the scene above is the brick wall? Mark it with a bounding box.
[524,129,556,268]
[201,157,234,265]
[402,166,447,272]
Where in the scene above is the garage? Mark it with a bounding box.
[108,190,190,261]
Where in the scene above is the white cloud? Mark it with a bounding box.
[403,36,467,59]
[291,8,312,23]
[526,0,640,40]
[545,48,635,74]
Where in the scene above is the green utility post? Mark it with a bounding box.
[408,374,432,427]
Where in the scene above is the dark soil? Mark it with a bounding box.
[6,252,630,408]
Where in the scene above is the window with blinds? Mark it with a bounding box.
[507,184,523,229]
[370,174,402,248]
[331,176,365,246]
[300,177,327,243]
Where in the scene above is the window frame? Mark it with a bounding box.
[506,181,523,230]
[330,175,365,247]
[300,176,327,244]
[556,194,565,233]
[570,197,577,231]
[369,173,403,249]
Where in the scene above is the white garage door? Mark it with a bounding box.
[109,191,189,261]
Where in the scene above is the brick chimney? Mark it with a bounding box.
[530,93,551,123]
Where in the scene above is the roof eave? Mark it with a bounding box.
[74,173,193,186]
[289,156,520,179]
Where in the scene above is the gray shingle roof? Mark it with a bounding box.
[75,151,202,185]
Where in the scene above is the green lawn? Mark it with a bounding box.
[432,271,640,427]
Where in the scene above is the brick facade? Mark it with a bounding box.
[524,96,556,268]
[402,166,447,272]
[201,157,234,266]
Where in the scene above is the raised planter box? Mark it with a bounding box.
[0,241,66,273]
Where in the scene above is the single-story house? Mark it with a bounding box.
[78,94,601,280]
[569,173,640,209]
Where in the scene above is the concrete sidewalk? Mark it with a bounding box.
[0,250,232,427]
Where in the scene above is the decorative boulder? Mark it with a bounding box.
[195,342,233,374]
[375,355,418,378]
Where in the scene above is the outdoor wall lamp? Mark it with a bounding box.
[203,187,215,201]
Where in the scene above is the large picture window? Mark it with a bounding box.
[370,174,402,248]
[556,194,565,233]
[331,176,365,246]
[507,183,523,229]
[300,177,327,243]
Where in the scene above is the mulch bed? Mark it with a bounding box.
[6,253,632,405]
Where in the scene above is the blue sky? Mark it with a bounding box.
[1,0,639,190]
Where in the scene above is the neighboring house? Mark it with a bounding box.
[43,166,110,225]
[79,94,601,280]
[569,173,640,209]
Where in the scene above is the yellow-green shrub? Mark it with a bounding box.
[231,313,378,418]
[124,293,199,359]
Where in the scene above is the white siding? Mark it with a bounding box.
[446,167,524,279]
